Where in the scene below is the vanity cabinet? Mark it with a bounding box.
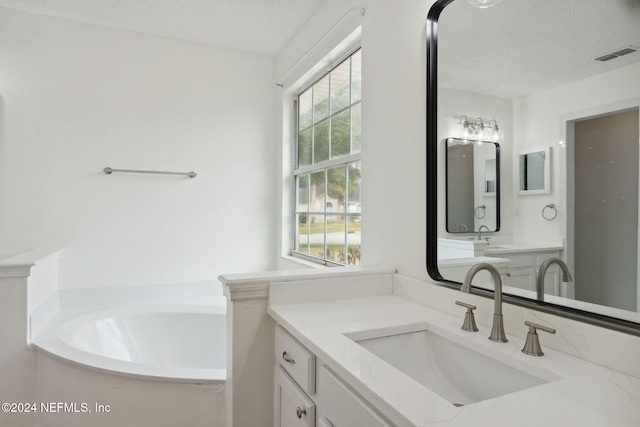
[493,250,561,295]
[275,366,315,427]
[275,326,316,427]
[315,364,392,427]
[274,325,393,427]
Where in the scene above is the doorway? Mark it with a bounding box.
[571,108,639,311]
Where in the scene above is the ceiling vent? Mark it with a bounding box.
[594,46,638,62]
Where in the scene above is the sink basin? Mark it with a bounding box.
[351,327,559,406]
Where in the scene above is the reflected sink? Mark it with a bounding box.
[485,245,513,250]
[351,327,559,406]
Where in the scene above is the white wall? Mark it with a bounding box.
[0,7,278,289]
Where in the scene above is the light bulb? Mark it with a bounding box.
[460,116,473,140]
[467,0,504,8]
[490,121,503,142]
[474,118,485,141]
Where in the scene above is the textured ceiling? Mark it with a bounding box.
[2,0,638,93]
[0,0,327,56]
[439,0,640,98]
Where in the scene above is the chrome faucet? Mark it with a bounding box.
[477,225,490,241]
[461,263,508,343]
[536,258,572,301]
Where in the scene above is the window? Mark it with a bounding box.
[293,49,361,265]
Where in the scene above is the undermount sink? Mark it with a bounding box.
[349,326,560,406]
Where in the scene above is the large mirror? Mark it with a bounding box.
[426,0,640,335]
[446,138,500,233]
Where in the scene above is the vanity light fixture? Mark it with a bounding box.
[458,116,503,142]
[460,115,473,140]
[467,0,504,8]
[488,119,504,142]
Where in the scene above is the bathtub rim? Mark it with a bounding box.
[32,304,227,384]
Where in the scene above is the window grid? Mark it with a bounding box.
[293,49,361,266]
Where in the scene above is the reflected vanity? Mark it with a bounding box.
[426,0,640,335]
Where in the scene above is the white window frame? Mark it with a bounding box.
[292,48,362,266]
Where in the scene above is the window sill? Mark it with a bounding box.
[278,255,327,270]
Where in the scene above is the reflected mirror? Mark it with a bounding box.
[519,148,550,194]
[446,138,500,232]
[426,0,640,335]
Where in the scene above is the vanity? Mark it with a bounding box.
[266,272,640,427]
[437,239,565,295]
[274,325,392,427]
[483,244,564,295]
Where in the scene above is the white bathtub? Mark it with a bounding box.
[32,282,227,383]
[49,305,226,382]
[30,282,227,426]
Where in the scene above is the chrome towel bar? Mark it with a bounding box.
[103,167,197,178]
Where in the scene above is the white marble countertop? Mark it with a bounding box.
[437,256,511,267]
[268,290,640,426]
[483,242,564,255]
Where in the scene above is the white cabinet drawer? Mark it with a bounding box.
[275,366,315,427]
[504,267,535,291]
[275,326,316,395]
[499,253,535,268]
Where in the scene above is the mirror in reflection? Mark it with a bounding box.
[519,149,548,193]
[446,138,500,233]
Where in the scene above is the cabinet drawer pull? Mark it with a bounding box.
[282,351,296,364]
[296,407,306,419]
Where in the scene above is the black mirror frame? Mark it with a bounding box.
[425,0,640,336]
[445,138,501,233]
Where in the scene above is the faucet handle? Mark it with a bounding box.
[522,321,556,356]
[455,301,479,332]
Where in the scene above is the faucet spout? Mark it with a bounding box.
[477,225,490,241]
[536,258,572,301]
[461,262,508,343]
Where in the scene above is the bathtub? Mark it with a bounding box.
[31,282,227,426]
[49,305,226,382]
[32,282,227,383]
